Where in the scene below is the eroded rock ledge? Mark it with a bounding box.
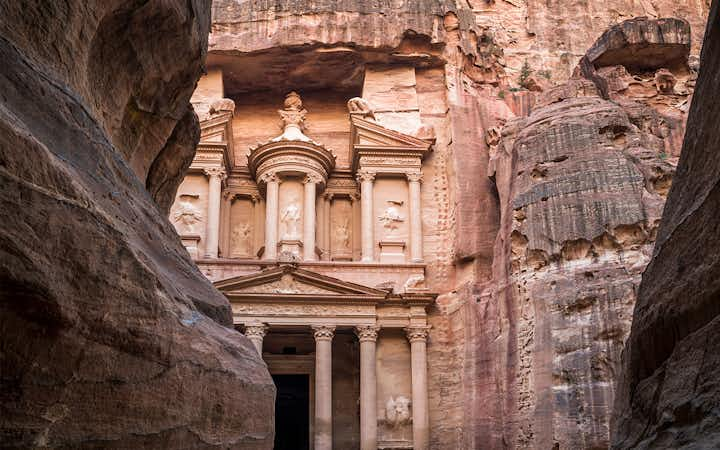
[0,1,274,448]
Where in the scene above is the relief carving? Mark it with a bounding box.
[347,97,375,120]
[385,396,412,428]
[280,198,301,239]
[231,222,252,256]
[172,194,202,235]
[378,201,405,237]
[332,218,351,251]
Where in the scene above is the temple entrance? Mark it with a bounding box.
[273,374,310,450]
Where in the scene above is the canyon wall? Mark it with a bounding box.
[613,2,720,447]
[0,1,273,448]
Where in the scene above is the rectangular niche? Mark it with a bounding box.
[229,197,254,258]
[376,329,413,448]
[373,176,409,262]
[330,197,353,261]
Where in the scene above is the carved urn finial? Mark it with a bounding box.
[272,91,311,142]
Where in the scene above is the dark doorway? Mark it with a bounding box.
[273,374,310,450]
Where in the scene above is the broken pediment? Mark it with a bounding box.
[215,264,389,298]
[349,116,432,172]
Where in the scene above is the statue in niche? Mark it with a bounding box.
[281,198,301,239]
[378,200,405,237]
[333,218,351,250]
[231,222,252,255]
[172,194,202,234]
[385,396,412,428]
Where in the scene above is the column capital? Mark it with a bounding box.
[405,325,431,343]
[322,192,335,201]
[356,170,376,183]
[204,166,227,180]
[250,193,262,204]
[304,173,323,184]
[244,323,269,338]
[259,171,280,184]
[406,171,423,183]
[312,325,336,341]
[355,325,380,342]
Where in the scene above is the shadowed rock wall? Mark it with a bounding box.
[0,1,274,448]
[613,1,720,447]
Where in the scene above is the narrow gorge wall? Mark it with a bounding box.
[0,1,273,448]
[613,2,720,447]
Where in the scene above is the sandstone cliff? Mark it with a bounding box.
[613,2,720,447]
[0,1,273,448]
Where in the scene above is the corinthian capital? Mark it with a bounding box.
[259,171,280,184]
[204,167,227,180]
[244,323,268,338]
[405,325,431,343]
[303,173,323,185]
[406,171,423,183]
[355,170,376,183]
[312,325,336,341]
[355,325,380,342]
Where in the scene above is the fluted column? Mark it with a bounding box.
[313,325,335,450]
[262,172,280,260]
[244,323,268,356]
[356,170,376,262]
[356,325,379,450]
[303,174,320,261]
[203,167,226,258]
[407,172,424,262]
[405,326,431,450]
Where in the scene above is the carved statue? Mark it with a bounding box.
[281,200,301,239]
[333,218,351,250]
[385,396,412,428]
[272,91,311,142]
[231,222,252,255]
[172,195,202,234]
[402,274,426,291]
[347,97,375,120]
[378,200,405,236]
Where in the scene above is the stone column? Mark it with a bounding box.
[303,174,320,261]
[244,323,268,356]
[203,167,226,258]
[322,193,333,261]
[356,325,379,450]
[407,172,424,262]
[356,170,376,262]
[313,325,335,450]
[262,172,280,260]
[405,326,431,450]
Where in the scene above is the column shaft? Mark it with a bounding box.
[357,171,375,262]
[303,176,318,261]
[313,326,335,450]
[204,168,225,258]
[263,174,279,260]
[408,172,424,262]
[407,327,430,450]
[356,326,379,450]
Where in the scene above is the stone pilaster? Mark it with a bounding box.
[405,325,431,450]
[303,174,320,261]
[313,325,335,450]
[262,172,280,260]
[356,170,376,262]
[407,171,424,262]
[203,167,226,258]
[356,325,380,450]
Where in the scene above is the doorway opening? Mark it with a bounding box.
[273,374,310,450]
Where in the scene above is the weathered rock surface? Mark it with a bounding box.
[0,1,274,448]
[480,17,694,448]
[613,3,720,447]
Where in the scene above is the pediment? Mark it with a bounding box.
[215,265,389,298]
[350,116,431,150]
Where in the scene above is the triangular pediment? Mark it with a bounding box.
[215,264,389,298]
[350,116,431,150]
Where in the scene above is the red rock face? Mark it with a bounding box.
[613,3,720,447]
[0,1,274,448]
